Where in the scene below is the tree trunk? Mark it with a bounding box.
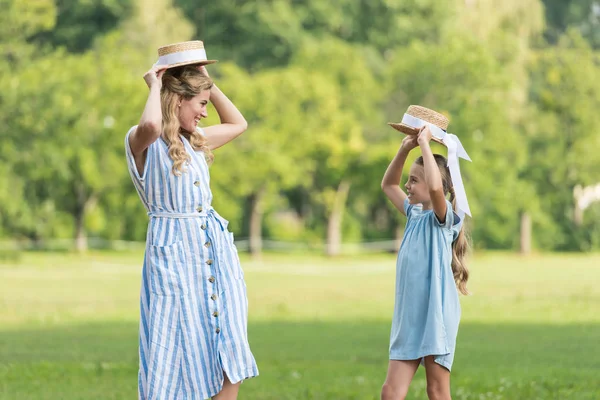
[519,211,531,255]
[326,180,351,257]
[75,211,87,253]
[74,183,97,253]
[248,186,266,259]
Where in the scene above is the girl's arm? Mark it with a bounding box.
[199,66,248,150]
[381,135,418,216]
[417,126,448,223]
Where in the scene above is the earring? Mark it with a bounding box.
[178,103,181,107]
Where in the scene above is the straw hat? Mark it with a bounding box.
[154,40,218,69]
[388,105,448,145]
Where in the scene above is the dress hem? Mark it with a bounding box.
[390,349,454,371]
[204,369,260,398]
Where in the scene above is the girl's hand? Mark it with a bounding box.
[197,64,210,78]
[417,125,433,146]
[400,134,419,152]
[143,66,167,89]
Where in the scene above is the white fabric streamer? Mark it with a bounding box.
[401,113,472,217]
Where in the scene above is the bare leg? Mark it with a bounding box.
[212,373,241,400]
[381,359,421,400]
[423,356,451,400]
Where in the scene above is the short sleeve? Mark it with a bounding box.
[124,126,151,185]
[433,200,462,232]
[196,126,206,137]
[403,198,414,218]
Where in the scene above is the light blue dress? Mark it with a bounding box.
[125,126,259,400]
[389,198,462,371]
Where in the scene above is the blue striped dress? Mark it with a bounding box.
[125,126,259,400]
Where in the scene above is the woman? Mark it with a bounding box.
[125,56,258,400]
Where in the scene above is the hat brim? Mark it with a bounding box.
[156,59,218,70]
[387,122,444,146]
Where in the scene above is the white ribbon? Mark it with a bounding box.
[154,49,209,67]
[401,113,472,217]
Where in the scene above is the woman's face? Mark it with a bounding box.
[178,90,210,132]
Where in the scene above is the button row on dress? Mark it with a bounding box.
[202,195,218,331]
[194,180,202,213]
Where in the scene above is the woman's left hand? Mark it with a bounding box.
[417,126,433,145]
[197,64,210,78]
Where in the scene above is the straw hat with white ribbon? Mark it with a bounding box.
[388,105,473,218]
[154,40,217,69]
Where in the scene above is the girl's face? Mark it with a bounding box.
[405,163,431,206]
[178,90,210,133]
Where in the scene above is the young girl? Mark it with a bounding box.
[380,126,469,400]
[125,59,258,399]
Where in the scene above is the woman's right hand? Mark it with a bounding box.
[400,133,419,152]
[143,66,167,89]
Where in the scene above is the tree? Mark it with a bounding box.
[526,31,600,250]
[176,0,454,69]
[542,0,600,48]
[0,47,144,250]
[0,0,57,241]
[288,37,383,256]
[31,0,133,53]
[209,63,340,257]
[0,0,56,62]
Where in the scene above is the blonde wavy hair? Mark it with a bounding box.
[415,154,470,295]
[161,66,214,175]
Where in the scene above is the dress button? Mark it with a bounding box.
[201,224,207,230]
[212,311,219,317]
[194,181,200,187]
[206,259,213,265]
[204,241,211,248]
[216,328,221,334]
[196,206,203,212]
[211,294,217,301]
[208,276,215,283]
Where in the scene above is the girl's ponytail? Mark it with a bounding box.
[450,189,469,295]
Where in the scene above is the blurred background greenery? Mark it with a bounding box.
[1,0,600,255]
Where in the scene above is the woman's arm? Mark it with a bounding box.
[198,66,248,150]
[128,66,167,175]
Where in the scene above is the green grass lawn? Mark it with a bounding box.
[1,251,599,399]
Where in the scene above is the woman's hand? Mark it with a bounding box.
[143,66,167,89]
[197,64,210,78]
